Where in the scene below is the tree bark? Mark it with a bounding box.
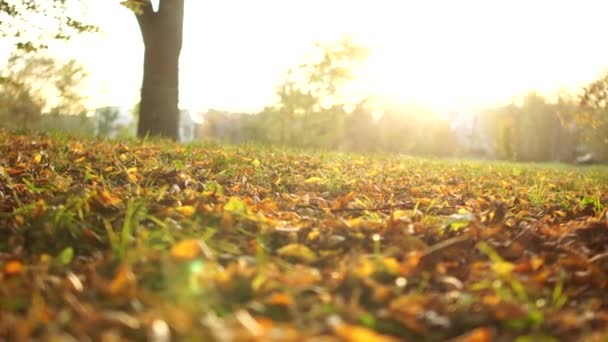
[135,0,184,140]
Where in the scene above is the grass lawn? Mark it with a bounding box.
[1,131,607,341]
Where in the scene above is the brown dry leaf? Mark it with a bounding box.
[53,175,72,191]
[96,188,122,207]
[389,294,430,334]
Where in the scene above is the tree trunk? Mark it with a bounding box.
[135,0,184,140]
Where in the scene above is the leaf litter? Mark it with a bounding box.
[0,131,607,341]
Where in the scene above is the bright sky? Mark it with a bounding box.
[7,0,608,113]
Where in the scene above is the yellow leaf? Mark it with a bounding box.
[277,244,317,263]
[346,217,363,228]
[304,176,323,184]
[352,258,375,278]
[383,257,400,274]
[491,261,514,276]
[530,256,544,270]
[33,153,42,164]
[171,239,203,261]
[175,205,196,217]
[392,210,408,220]
[126,167,139,183]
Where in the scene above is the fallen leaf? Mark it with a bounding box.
[449,327,493,342]
[304,176,323,184]
[175,205,196,217]
[265,292,294,307]
[107,264,137,297]
[170,239,204,261]
[277,244,318,263]
[3,260,23,276]
[333,322,400,342]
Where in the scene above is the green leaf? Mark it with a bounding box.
[57,247,74,265]
[224,197,253,217]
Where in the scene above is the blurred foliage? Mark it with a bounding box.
[201,39,462,156]
[198,39,601,163]
[0,50,93,135]
[482,94,580,162]
[96,107,121,138]
[575,72,608,161]
[257,38,369,149]
[200,90,597,162]
[0,0,98,51]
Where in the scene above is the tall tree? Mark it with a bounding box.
[1,0,185,139]
[132,0,184,139]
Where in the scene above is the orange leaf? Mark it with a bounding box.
[98,189,121,207]
[3,260,23,276]
[331,191,356,210]
[450,327,493,342]
[107,265,137,297]
[334,323,399,342]
[170,239,204,261]
[266,292,294,307]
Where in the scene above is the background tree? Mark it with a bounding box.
[0,51,90,131]
[95,107,121,138]
[50,60,89,116]
[0,76,44,131]
[480,93,579,162]
[342,101,379,152]
[268,38,369,147]
[1,0,185,139]
[0,53,56,130]
[577,72,608,161]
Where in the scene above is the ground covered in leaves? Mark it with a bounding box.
[1,131,608,341]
